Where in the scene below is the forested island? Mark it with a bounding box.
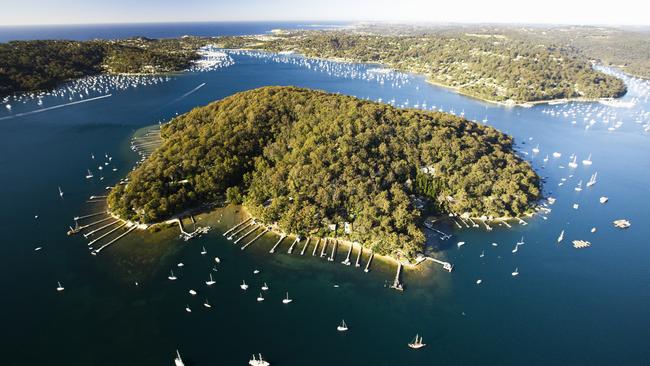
[217,30,627,104]
[108,87,540,259]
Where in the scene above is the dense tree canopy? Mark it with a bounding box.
[108,87,540,258]
[218,31,627,103]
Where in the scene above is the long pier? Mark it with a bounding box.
[228,220,254,240]
[241,227,269,250]
[269,234,286,253]
[311,238,320,256]
[355,245,362,267]
[234,224,260,244]
[364,252,374,273]
[84,220,120,238]
[74,211,107,221]
[328,240,338,262]
[287,237,301,254]
[92,225,137,255]
[320,239,328,257]
[342,242,353,265]
[300,238,310,255]
[423,257,454,272]
[88,222,126,246]
[499,219,512,228]
[223,217,251,237]
[390,262,404,291]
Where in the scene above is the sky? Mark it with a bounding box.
[0,0,648,26]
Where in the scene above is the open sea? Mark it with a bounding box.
[0,23,648,366]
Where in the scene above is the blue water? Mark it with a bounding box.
[0,50,648,365]
[0,21,349,42]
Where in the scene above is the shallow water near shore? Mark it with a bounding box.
[1,47,649,365]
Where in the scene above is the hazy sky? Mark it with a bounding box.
[1,0,648,26]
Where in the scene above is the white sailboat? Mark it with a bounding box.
[205,273,215,286]
[586,172,597,187]
[174,350,185,366]
[188,289,197,296]
[203,299,211,308]
[185,305,191,313]
[282,292,293,304]
[408,334,426,349]
[261,282,269,291]
[256,293,265,302]
[337,319,348,331]
[85,169,93,179]
[599,196,608,204]
[168,270,177,281]
[552,152,562,158]
[574,180,583,192]
[511,267,519,276]
[532,144,540,154]
[200,246,207,255]
[516,236,525,245]
[56,281,64,292]
[582,153,593,165]
[479,250,485,258]
[240,280,249,290]
[249,354,270,366]
[58,186,64,198]
[568,155,578,168]
[557,230,564,243]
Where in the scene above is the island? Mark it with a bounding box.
[107,86,540,260]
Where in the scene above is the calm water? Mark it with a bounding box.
[0,21,348,42]
[1,49,649,365]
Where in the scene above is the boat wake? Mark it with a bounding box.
[0,94,113,121]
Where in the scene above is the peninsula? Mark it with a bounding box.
[108,86,540,259]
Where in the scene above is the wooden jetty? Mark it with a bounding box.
[311,238,320,256]
[328,240,338,262]
[241,227,269,250]
[320,239,328,257]
[83,219,120,238]
[234,224,260,244]
[92,225,137,255]
[364,252,374,273]
[88,222,126,246]
[228,220,255,240]
[300,237,310,255]
[342,242,353,265]
[269,234,286,254]
[287,236,301,254]
[390,262,404,291]
[223,217,251,237]
[355,245,362,267]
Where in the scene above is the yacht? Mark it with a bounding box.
[203,299,212,308]
[185,305,191,313]
[408,334,426,349]
[261,282,269,291]
[511,267,519,276]
[205,273,216,286]
[337,319,348,332]
[516,236,525,245]
[240,280,249,290]
[532,144,540,154]
[168,270,177,281]
[582,153,593,165]
[552,152,562,158]
[188,289,197,296]
[476,279,483,285]
[457,241,465,248]
[479,250,485,258]
[256,293,265,302]
[574,180,583,192]
[568,155,578,168]
[599,196,609,204]
[56,281,64,292]
[200,246,207,255]
[174,350,185,366]
[58,186,64,198]
[557,230,564,243]
[586,172,597,187]
[85,169,93,179]
[512,245,519,254]
[249,354,270,366]
[282,292,293,304]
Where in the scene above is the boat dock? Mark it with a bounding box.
[311,238,320,256]
[355,245,362,267]
[241,226,269,250]
[228,220,255,240]
[364,252,374,273]
[422,256,454,272]
[390,262,404,291]
[328,240,337,262]
[269,234,286,254]
[223,217,251,237]
[88,222,126,246]
[234,224,260,244]
[287,236,301,254]
[320,238,328,257]
[342,242,353,265]
[300,237,310,255]
[92,225,137,255]
[83,219,120,238]
[74,211,107,221]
